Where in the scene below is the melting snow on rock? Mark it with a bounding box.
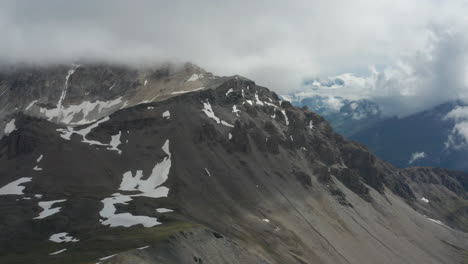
[156,208,174,213]
[187,73,203,82]
[49,249,67,255]
[100,195,161,227]
[138,245,150,250]
[171,87,205,95]
[49,232,79,243]
[427,217,444,226]
[57,117,123,154]
[202,101,234,127]
[280,110,289,125]
[33,154,44,171]
[41,97,123,125]
[34,199,67,219]
[4,119,16,136]
[162,110,170,119]
[107,132,122,154]
[100,140,172,228]
[255,92,264,106]
[0,177,32,195]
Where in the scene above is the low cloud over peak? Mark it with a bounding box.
[1,0,468,116]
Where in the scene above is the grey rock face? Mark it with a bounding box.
[0,64,466,264]
[0,63,226,135]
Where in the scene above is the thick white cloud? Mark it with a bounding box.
[1,0,468,116]
[444,106,468,149]
[292,29,468,116]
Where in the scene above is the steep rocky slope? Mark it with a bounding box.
[0,64,466,264]
[0,63,225,132]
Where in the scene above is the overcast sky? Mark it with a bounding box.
[1,0,467,116]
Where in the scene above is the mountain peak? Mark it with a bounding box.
[0,64,467,264]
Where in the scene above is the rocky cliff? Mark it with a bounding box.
[0,64,466,264]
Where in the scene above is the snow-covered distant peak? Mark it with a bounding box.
[288,73,376,103]
[288,94,381,120]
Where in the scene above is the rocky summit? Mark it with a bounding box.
[0,63,467,264]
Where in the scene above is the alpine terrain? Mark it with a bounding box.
[287,77,468,173]
[0,63,467,264]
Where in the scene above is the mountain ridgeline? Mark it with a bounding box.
[0,64,467,264]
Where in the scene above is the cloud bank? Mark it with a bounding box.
[295,29,468,116]
[1,0,468,116]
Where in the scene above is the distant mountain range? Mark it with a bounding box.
[289,95,382,137]
[352,101,468,171]
[288,90,468,172]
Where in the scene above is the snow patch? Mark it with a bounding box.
[34,154,44,170]
[119,140,171,196]
[57,64,79,110]
[49,232,79,243]
[34,199,67,219]
[264,101,278,108]
[421,197,429,203]
[232,105,240,116]
[280,110,289,125]
[102,140,172,228]
[156,208,173,213]
[171,87,205,95]
[427,217,444,226]
[228,132,232,140]
[57,117,122,153]
[0,177,32,195]
[226,88,234,96]
[271,110,276,119]
[100,195,161,227]
[262,218,270,223]
[41,97,123,125]
[187,73,203,82]
[255,93,264,106]
[162,110,170,119]
[202,101,234,127]
[204,168,212,177]
[107,132,122,154]
[99,254,117,261]
[109,83,117,90]
[138,246,150,250]
[25,100,38,111]
[4,119,17,136]
[49,249,67,255]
